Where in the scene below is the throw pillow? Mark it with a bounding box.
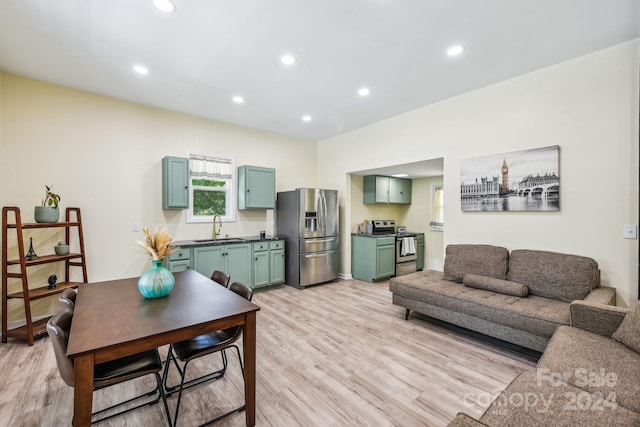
[463,273,529,297]
[612,301,640,353]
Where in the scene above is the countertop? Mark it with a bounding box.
[351,232,425,238]
[174,235,282,247]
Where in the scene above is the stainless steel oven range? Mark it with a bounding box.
[371,220,417,277]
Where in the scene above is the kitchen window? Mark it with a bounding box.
[187,153,236,223]
[430,184,444,232]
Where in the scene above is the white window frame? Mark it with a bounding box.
[186,152,236,223]
[430,183,444,232]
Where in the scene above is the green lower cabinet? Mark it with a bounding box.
[352,235,396,282]
[252,240,285,289]
[193,243,252,285]
[164,248,192,273]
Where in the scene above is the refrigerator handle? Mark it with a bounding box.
[318,192,325,234]
[321,192,327,234]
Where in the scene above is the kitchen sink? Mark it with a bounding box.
[192,238,244,243]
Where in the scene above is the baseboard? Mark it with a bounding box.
[338,273,353,280]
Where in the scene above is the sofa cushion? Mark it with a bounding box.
[537,325,640,413]
[443,245,509,282]
[612,301,640,353]
[506,250,599,302]
[389,270,569,338]
[463,274,528,297]
[479,371,640,426]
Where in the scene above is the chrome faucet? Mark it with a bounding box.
[212,215,222,240]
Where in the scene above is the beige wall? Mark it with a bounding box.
[319,40,640,306]
[0,73,317,323]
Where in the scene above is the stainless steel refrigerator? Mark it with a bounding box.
[276,188,339,288]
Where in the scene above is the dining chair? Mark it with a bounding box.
[58,288,77,311]
[47,308,172,425]
[162,281,253,426]
[210,270,230,287]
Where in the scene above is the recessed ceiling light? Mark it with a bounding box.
[302,115,312,122]
[447,45,465,56]
[153,0,176,13]
[133,65,149,75]
[281,54,297,65]
[232,95,245,104]
[392,173,409,178]
[357,87,371,97]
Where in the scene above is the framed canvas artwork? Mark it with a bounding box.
[460,145,559,212]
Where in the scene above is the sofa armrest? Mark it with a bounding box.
[447,413,488,427]
[570,300,630,337]
[583,286,616,305]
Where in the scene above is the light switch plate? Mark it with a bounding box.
[132,223,141,232]
[623,224,637,240]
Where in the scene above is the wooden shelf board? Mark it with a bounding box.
[6,253,83,266]
[6,221,80,229]
[7,281,83,300]
[5,317,50,341]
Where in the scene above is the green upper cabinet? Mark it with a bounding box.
[237,165,276,209]
[363,175,412,204]
[162,156,189,209]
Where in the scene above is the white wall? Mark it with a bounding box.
[0,73,317,322]
[319,40,640,306]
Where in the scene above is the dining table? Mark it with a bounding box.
[66,269,260,426]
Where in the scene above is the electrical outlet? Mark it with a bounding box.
[623,224,637,240]
[132,223,140,232]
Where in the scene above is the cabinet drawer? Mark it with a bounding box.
[169,248,191,261]
[269,240,284,250]
[376,237,395,246]
[253,242,269,252]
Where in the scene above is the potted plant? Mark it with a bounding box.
[34,185,61,223]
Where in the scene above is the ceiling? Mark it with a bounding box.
[0,1,638,144]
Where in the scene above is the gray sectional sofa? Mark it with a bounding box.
[448,301,640,426]
[389,244,616,352]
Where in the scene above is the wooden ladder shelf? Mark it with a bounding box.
[2,207,88,345]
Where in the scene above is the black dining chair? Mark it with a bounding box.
[58,288,77,311]
[47,309,172,425]
[210,270,231,288]
[162,281,253,426]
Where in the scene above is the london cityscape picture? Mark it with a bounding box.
[460,145,560,212]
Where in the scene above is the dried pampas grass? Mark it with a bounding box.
[137,227,179,260]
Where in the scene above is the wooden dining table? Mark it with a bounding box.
[66,269,260,426]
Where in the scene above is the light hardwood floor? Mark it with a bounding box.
[0,278,537,426]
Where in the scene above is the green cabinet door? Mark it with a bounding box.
[193,246,225,278]
[252,242,270,288]
[238,165,276,209]
[270,248,285,284]
[168,259,191,273]
[389,177,412,204]
[376,244,396,277]
[225,243,252,285]
[162,156,189,209]
[363,175,389,204]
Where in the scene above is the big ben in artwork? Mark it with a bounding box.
[501,159,509,193]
